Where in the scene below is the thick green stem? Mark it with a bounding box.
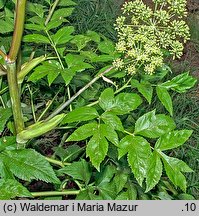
[46,66,114,120]
[31,190,80,197]
[6,62,24,133]
[8,0,27,62]
[5,0,26,135]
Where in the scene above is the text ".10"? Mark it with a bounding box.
[185,203,197,212]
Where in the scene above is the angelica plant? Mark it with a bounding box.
[113,0,190,75]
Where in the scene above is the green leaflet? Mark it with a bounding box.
[0,18,14,34]
[118,135,152,186]
[58,0,77,6]
[58,159,91,184]
[65,53,85,68]
[95,164,116,186]
[27,2,44,18]
[86,30,101,43]
[156,86,173,116]
[53,144,83,162]
[80,51,98,60]
[27,16,45,25]
[23,34,50,44]
[60,68,76,86]
[0,107,12,132]
[99,88,115,111]
[51,7,74,20]
[155,130,193,151]
[0,149,60,183]
[86,124,119,170]
[112,171,128,194]
[163,162,187,192]
[160,72,197,93]
[0,0,5,9]
[46,18,63,31]
[71,35,91,51]
[0,136,16,153]
[62,106,99,124]
[86,133,108,171]
[118,135,134,159]
[158,151,193,173]
[145,150,162,192]
[116,183,137,200]
[99,88,142,114]
[95,165,117,199]
[113,93,142,114]
[76,186,102,200]
[28,60,62,85]
[0,179,32,200]
[127,136,152,186]
[101,112,124,131]
[25,23,45,31]
[178,193,195,200]
[67,122,98,142]
[25,16,45,34]
[66,121,119,167]
[157,150,193,192]
[52,26,74,45]
[131,79,153,104]
[134,110,176,138]
[98,40,115,54]
[64,53,93,72]
[47,68,60,85]
[91,55,115,62]
[98,181,117,199]
[99,124,119,146]
[0,161,14,179]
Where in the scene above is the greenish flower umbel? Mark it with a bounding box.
[113,0,189,75]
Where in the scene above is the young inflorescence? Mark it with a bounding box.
[113,0,190,75]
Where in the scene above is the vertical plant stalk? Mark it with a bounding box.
[8,0,27,62]
[6,62,24,133]
[6,0,27,134]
